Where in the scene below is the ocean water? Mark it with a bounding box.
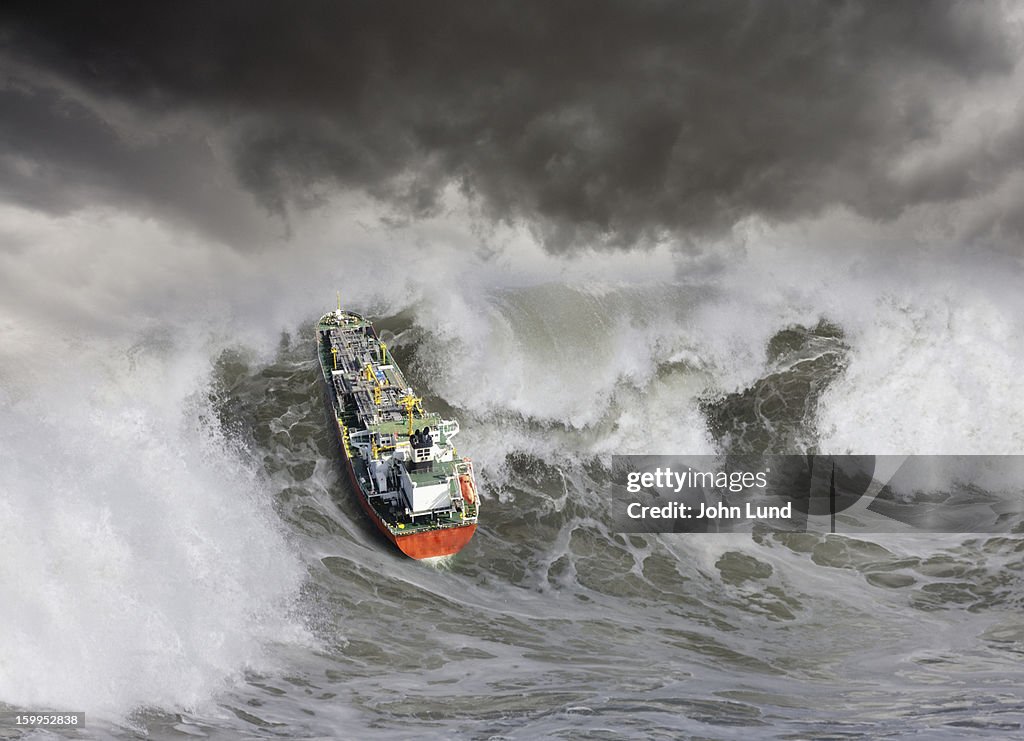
[2,225,1024,739]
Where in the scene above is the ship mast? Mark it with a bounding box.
[399,393,422,437]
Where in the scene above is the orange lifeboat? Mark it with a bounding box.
[459,474,477,504]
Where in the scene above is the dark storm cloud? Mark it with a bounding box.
[0,84,271,245]
[1,1,1021,248]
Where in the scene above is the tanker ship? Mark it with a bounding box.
[316,306,479,558]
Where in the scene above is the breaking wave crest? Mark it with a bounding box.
[0,342,306,723]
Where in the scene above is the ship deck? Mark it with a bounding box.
[352,455,479,533]
[317,310,479,537]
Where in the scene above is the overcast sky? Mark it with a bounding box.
[3,1,1023,254]
[3,0,1024,377]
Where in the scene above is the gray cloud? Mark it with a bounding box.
[0,84,276,246]
[1,1,1021,249]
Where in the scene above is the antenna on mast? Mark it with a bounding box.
[337,291,342,312]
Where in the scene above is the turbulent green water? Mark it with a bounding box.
[124,314,1017,740]
[4,293,1023,740]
